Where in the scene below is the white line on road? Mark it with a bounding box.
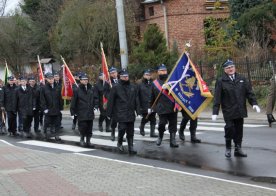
[18,140,94,153]
[75,153,276,192]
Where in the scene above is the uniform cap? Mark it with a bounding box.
[109,66,117,73]
[120,69,129,77]
[79,73,89,80]
[223,59,235,68]
[157,64,167,71]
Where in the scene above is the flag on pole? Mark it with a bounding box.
[37,55,45,84]
[4,60,10,85]
[165,52,213,120]
[101,43,111,109]
[61,56,77,100]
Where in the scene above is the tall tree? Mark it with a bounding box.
[0,0,7,16]
[228,0,263,19]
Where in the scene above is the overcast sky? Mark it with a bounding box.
[4,0,21,15]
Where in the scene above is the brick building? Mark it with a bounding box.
[137,0,230,53]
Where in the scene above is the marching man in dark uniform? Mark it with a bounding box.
[70,73,99,147]
[212,60,260,158]
[95,72,111,132]
[138,69,157,137]
[3,76,17,136]
[28,76,42,137]
[40,73,63,142]
[54,71,63,129]
[107,69,140,155]
[15,76,36,138]
[104,66,119,141]
[149,64,179,148]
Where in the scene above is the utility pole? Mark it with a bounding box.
[115,0,129,69]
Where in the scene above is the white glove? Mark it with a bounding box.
[71,116,75,119]
[44,109,49,114]
[33,108,36,110]
[162,84,167,90]
[253,105,261,113]
[212,115,217,121]
[147,108,152,114]
[94,108,99,112]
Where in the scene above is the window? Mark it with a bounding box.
[149,7,154,16]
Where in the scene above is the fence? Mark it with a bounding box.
[196,56,276,86]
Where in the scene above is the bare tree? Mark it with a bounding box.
[0,0,8,16]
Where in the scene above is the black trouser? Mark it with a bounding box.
[33,109,40,131]
[111,118,117,129]
[18,112,23,132]
[23,115,33,133]
[224,118,244,145]
[141,112,156,126]
[180,117,197,132]
[118,122,134,141]
[73,115,78,125]
[158,112,177,134]
[7,111,17,133]
[59,112,62,127]
[44,114,60,133]
[78,120,93,137]
[99,114,110,125]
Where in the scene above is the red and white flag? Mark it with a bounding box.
[37,55,45,84]
[61,57,77,100]
[101,43,111,109]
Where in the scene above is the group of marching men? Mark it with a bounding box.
[0,64,201,154]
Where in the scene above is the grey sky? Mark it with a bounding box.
[5,0,21,15]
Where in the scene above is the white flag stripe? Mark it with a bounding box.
[18,140,94,152]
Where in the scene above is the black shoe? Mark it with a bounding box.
[80,138,85,147]
[139,124,145,136]
[111,129,115,141]
[156,134,163,146]
[179,130,185,141]
[127,137,137,155]
[117,143,124,152]
[98,125,103,132]
[72,123,76,130]
[150,125,158,137]
[234,147,247,157]
[191,137,201,143]
[267,114,276,127]
[225,148,231,158]
[170,132,179,148]
[86,136,94,148]
[55,136,62,143]
[25,132,32,139]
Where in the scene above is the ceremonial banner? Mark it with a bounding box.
[101,43,111,109]
[37,55,45,84]
[165,52,213,120]
[61,63,76,100]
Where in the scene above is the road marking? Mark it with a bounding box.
[18,140,94,153]
[0,139,15,146]
[75,153,276,192]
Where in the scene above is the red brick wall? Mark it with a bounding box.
[139,0,230,53]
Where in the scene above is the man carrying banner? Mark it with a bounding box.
[70,73,99,147]
[149,64,179,148]
[212,60,260,158]
[104,66,119,141]
[138,69,157,137]
[107,69,140,154]
[0,79,6,134]
[71,72,80,131]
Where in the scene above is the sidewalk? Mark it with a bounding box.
[0,141,275,195]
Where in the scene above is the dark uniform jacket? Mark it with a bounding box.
[3,84,17,112]
[103,78,118,100]
[138,79,153,114]
[70,83,99,121]
[106,80,140,122]
[95,79,106,114]
[15,86,36,116]
[30,84,41,110]
[213,73,258,120]
[150,78,176,115]
[40,83,63,116]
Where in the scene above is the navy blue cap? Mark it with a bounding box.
[143,69,151,75]
[45,72,54,78]
[28,76,35,81]
[223,59,235,68]
[53,71,60,76]
[7,76,15,81]
[157,64,167,71]
[109,66,117,73]
[20,76,27,81]
[79,73,89,80]
[120,69,129,77]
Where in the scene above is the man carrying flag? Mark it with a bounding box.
[149,64,180,148]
